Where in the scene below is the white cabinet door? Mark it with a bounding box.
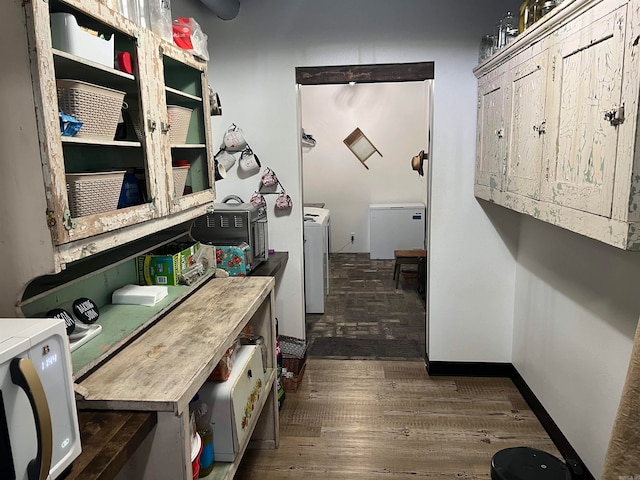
[506,49,549,199]
[541,6,626,217]
[476,65,509,191]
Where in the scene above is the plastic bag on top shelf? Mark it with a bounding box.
[172,17,209,61]
[149,0,173,42]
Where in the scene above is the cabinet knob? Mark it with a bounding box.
[604,104,625,126]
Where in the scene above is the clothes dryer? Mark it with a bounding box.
[303,207,330,313]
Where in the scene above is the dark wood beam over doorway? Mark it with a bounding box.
[295,62,434,85]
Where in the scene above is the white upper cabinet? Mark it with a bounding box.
[506,47,550,200]
[474,0,640,250]
[541,3,626,217]
[476,65,509,192]
[7,0,215,268]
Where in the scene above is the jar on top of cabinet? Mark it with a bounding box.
[526,0,544,28]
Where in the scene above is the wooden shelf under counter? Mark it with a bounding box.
[75,276,279,480]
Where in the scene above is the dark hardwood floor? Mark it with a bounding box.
[234,254,559,478]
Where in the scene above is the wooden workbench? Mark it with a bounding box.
[75,276,279,480]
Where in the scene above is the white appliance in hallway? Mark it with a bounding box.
[369,203,426,259]
[303,206,330,313]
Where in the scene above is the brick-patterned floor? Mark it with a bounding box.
[305,253,426,355]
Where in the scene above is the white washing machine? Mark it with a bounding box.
[303,207,330,313]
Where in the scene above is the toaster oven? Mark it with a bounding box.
[0,318,81,480]
[190,196,268,271]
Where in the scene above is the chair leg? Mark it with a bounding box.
[394,264,401,289]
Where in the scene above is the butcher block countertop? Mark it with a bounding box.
[76,276,275,416]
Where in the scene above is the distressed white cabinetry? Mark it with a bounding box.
[506,47,550,200]
[474,0,640,250]
[476,64,510,194]
[541,3,626,216]
[0,0,216,314]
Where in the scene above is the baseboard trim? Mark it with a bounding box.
[424,356,594,480]
[426,359,514,377]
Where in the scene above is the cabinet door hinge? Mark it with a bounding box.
[46,209,56,228]
[62,210,77,231]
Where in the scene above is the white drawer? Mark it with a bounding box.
[198,345,265,462]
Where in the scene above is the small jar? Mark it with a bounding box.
[527,0,544,28]
[478,34,495,63]
[519,0,530,33]
[542,0,557,16]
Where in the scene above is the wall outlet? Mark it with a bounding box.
[350,232,355,243]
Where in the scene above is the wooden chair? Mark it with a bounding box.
[393,249,427,289]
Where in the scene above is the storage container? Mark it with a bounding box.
[173,165,190,197]
[167,105,193,144]
[57,80,125,140]
[66,171,125,217]
[198,345,265,462]
[127,105,193,144]
[50,13,115,68]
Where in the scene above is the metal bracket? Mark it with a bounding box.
[62,210,77,231]
[46,209,56,228]
[173,194,181,206]
[160,121,171,134]
[533,121,546,135]
[149,198,156,212]
[147,118,157,132]
[604,104,625,126]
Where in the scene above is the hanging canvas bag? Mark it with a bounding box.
[223,123,247,152]
[250,191,266,207]
[261,167,279,187]
[215,149,236,171]
[275,191,293,210]
[238,146,261,175]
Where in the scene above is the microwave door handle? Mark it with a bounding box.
[10,358,53,480]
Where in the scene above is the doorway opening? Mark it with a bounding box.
[296,62,434,360]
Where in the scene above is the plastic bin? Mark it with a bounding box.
[167,105,193,144]
[173,166,190,197]
[66,171,125,217]
[57,79,125,140]
[50,13,114,68]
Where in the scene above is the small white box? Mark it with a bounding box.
[112,284,169,306]
[50,12,115,68]
[198,345,265,462]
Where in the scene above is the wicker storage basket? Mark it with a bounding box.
[127,105,193,144]
[173,166,189,197]
[57,79,125,140]
[66,171,125,217]
[280,335,307,375]
[126,103,145,141]
[167,105,193,144]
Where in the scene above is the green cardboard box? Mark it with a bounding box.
[137,242,200,286]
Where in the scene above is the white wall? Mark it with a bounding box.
[175,0,519,348]
[174,0,521,356]
[301,82,429,253]
[513,217,640,477]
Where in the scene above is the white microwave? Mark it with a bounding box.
[0,318,81,480]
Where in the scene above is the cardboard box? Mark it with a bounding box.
[137,242,200,285]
